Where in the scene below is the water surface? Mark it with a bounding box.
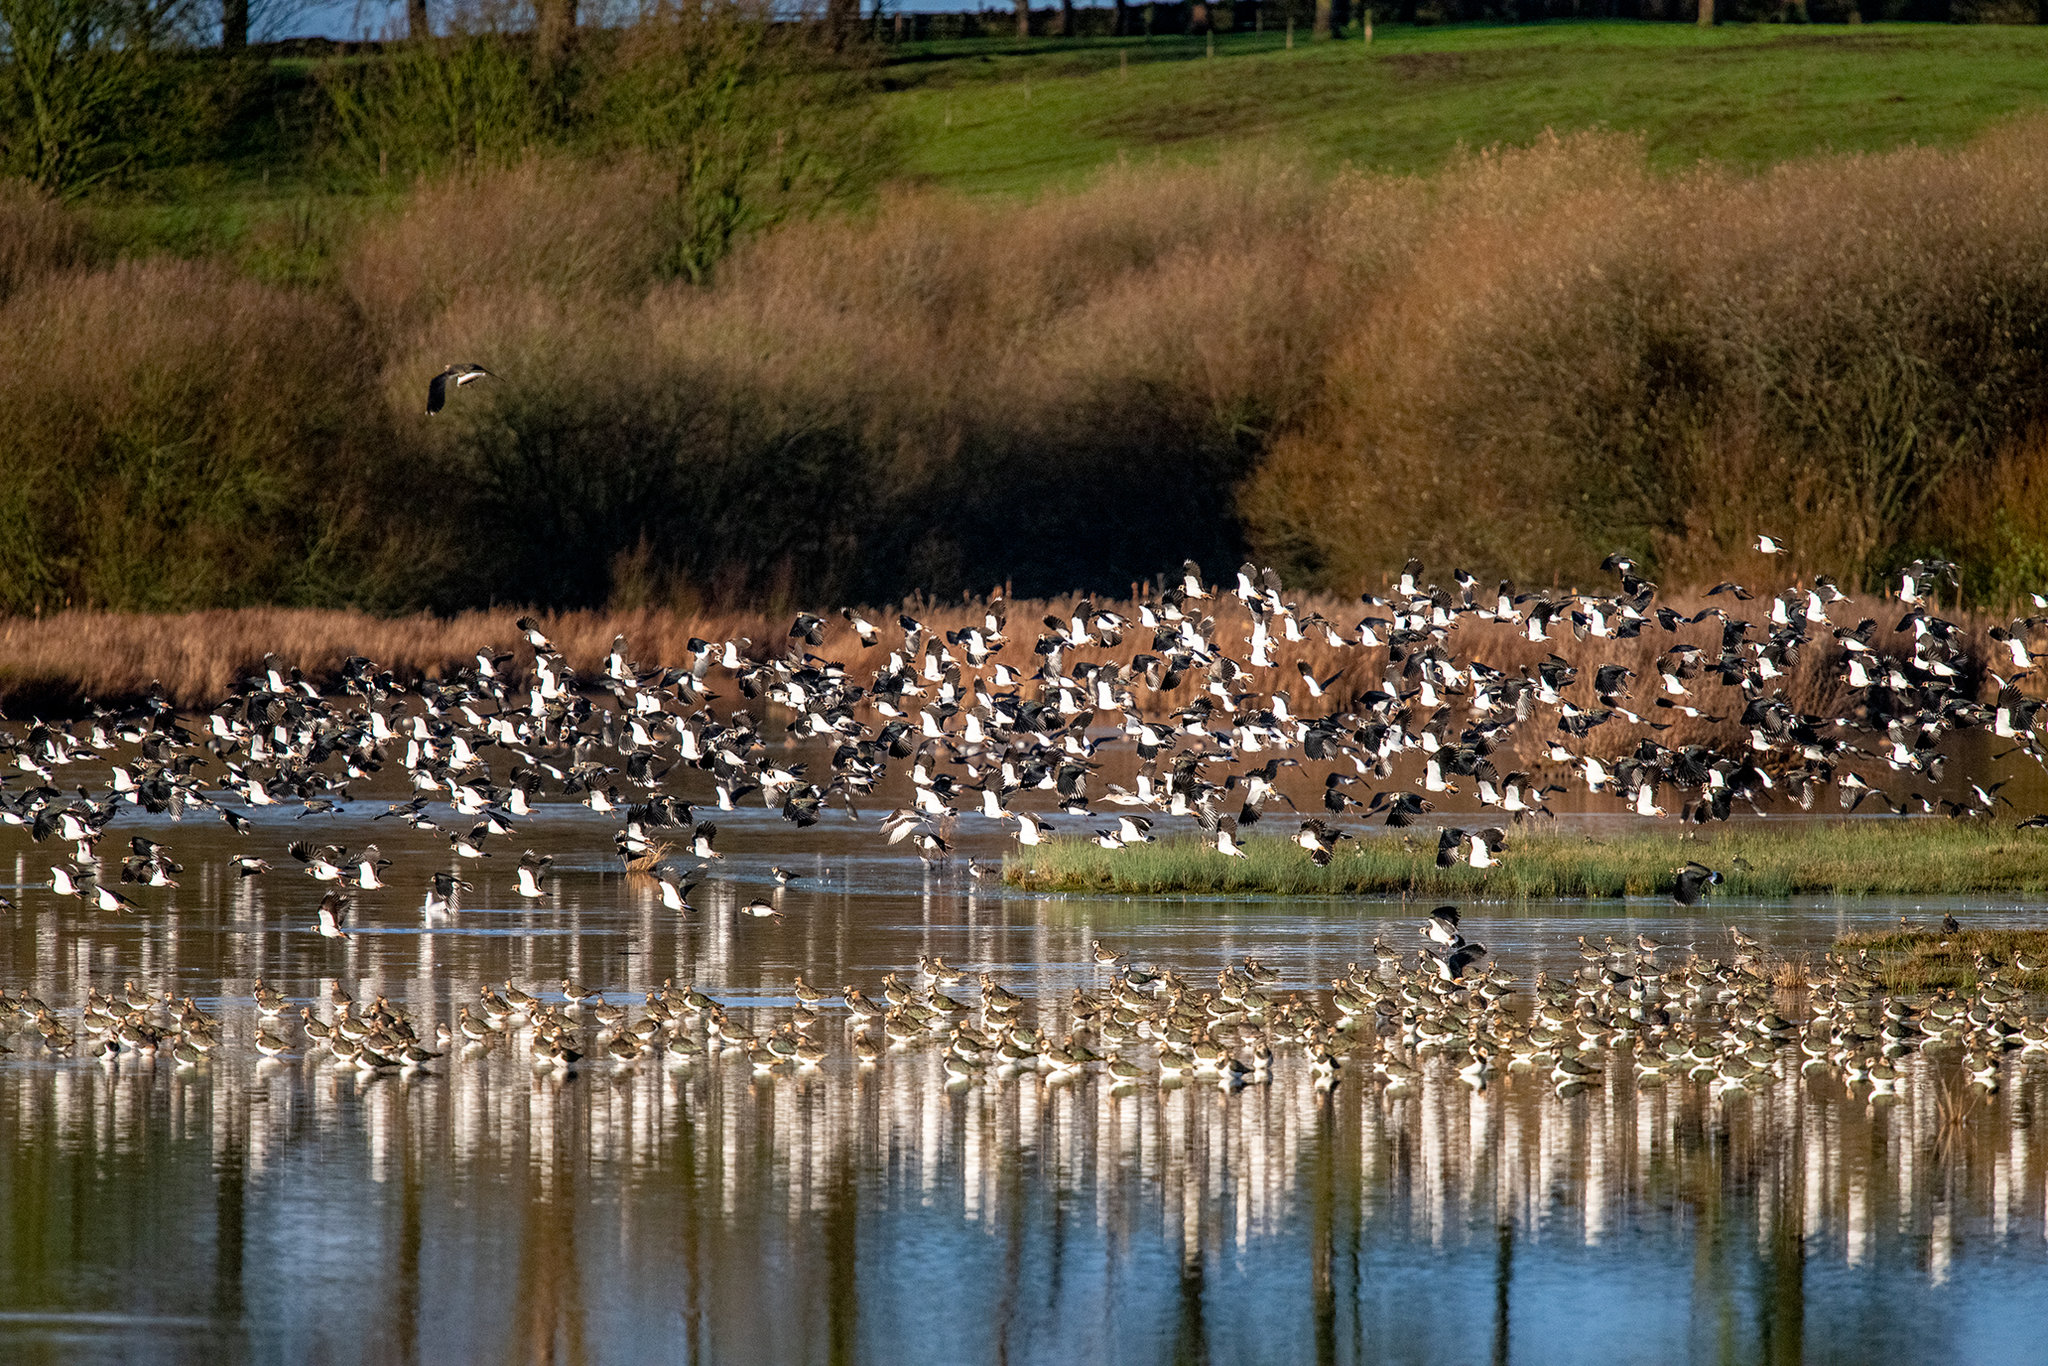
[3,791,2047,1365]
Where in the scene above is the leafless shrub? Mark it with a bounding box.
[0,178,90,300]
[1244,123,2048,597]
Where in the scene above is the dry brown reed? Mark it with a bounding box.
[0,585,2000,753]
[623,839,674,873]
[0,604,782,713]
[0,180,90,302]
[1770,957,1813,991]
[1243,123,2048,601]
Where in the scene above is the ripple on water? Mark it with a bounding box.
[4,793,2048,1364]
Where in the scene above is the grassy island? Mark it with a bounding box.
[1004,823,2048,900]
[1834,928,2048,992]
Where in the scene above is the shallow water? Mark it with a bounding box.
[4,788,2048,1365]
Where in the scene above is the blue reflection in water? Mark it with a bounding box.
[1,813,2047,1365]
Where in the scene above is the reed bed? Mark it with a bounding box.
[1006,823,2048,899]
[0,181,90,302]
[1836,927,2048,993]
[0,584,2000,736]
[0,604,781,713]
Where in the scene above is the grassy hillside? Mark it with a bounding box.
[883,22,2048,193]
[76,21,2048,250]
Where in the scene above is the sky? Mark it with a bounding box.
[274,0,400,42]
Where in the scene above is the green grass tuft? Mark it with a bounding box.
[1005,822,2048,899]
[1835,927,2048,993]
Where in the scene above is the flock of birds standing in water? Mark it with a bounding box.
[3,543,2048,1101]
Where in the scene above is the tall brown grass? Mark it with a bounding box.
[0,588,2005,760]
[0,604,783,712]
[1244,124,2048,601]
[8,121,2048,619]
[0,179,89,301]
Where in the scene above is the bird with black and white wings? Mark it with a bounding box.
[426,363,493,415]
[315,891,351,940]
[514,849,553,899]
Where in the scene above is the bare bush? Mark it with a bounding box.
[1244,124,2048,596]
[341,155,669,336]
[0,177,89,298]
[14,120,2048,620]
[374,154,1335,608]
[0,259,406,614]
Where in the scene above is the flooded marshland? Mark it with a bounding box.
[3,784,2048,1366]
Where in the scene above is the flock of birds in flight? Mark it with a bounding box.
[0,539,2045,1089]
[3,540,2041,923]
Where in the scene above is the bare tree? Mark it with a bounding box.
[208,0,320,47]
[535,0,577,74]
[0,0,155,190]
[407,0,428,39]
[824,0,858,45]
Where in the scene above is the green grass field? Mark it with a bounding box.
[1005,821,2048,899]
[883,22,2048,195]
[75,20,2048,253]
